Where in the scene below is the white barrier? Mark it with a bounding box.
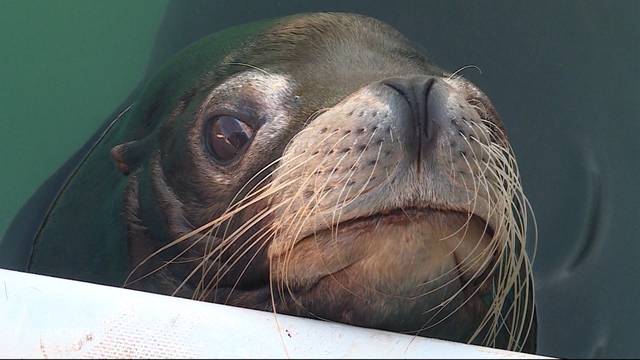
[0,269,547,359]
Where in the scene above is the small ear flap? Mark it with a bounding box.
[110,140,144,175]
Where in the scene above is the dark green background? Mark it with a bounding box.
[1,1,639,358]
[0,0,167,236]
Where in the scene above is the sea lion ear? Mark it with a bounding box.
[110,140,144,175]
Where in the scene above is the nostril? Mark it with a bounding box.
[382,78,435,123]
[426,81,451,132]
[382,76,436,144]
[382,76,446,161]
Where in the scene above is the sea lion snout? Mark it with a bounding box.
[381,76,468,166]
[269,74,500,246]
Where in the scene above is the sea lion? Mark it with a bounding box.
[20,13,536,352]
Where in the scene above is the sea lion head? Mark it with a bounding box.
[114,13,535,351]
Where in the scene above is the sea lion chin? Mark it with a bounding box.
[33,12,536,352]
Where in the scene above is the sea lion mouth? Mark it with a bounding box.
[274,204,499,292]
[303,207,494,242]
[284,206,499,288]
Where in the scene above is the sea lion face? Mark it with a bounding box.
[118,13,533,350]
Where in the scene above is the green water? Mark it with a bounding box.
[0,0,167,237]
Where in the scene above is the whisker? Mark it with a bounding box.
[447,64,483,80]
[223,62,272,75]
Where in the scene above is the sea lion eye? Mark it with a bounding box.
[206,115,254,163]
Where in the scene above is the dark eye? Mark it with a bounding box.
[206,115,254,163]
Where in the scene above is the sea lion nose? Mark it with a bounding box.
[382,76,449,161]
